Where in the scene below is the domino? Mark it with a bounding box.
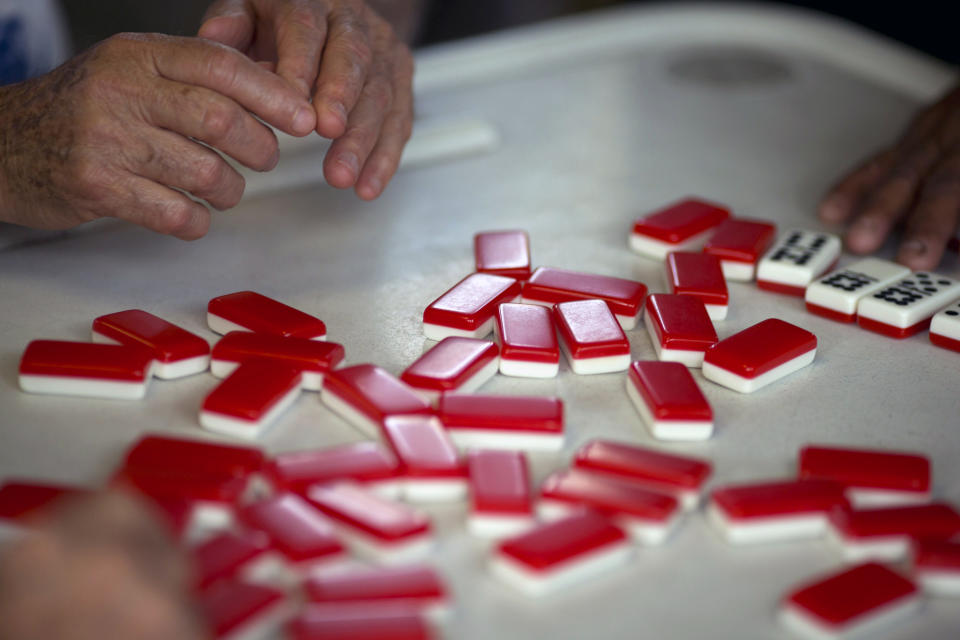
[930,299,960,352]
[826,503,960,562]
[467,450,535,539]
[625,361,713,441]
[320,364,434,439]
[554,299,631,374]
[664,251,729,320]
[707,479,848,544]
[522,266,647,330]
[911,538,960,596]
[857,272,960,338]
[207,291,327,340]
[210,331,345,391]
[305,566,451,620]
[702,318,816,393]
[702,218,777,281]
[572,439,712,510]
[805,258,911,323]
[266,442,403,499]
[381,415,467,502]
[474,229,532,280]
[0,480,88,523]
[192,530,285,589]
[199,579,293,640]
[642,294,718,367]
[19,340,153,400]
[200,360,303,440]
[92,309,210,379]
[798,445,931,507]
[399,337,500,401]
[290,603,433,640]
[306,482,434,564]
[494,303,560,378]
[490,511,632,597]
[779,562,920,640]
[437,394,564,451]
[756,230,841,296]
[422,273,521,340]
[629,198,730,259]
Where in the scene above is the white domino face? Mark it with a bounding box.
[757,230,840,291]
[805,258,911,319]
[857,272,960,333]
[930,300,960,345]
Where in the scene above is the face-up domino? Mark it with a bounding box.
[320,364,434,438]
[805,258,911,323]
[266,442,403,499]
[664,252,729,320]
[490,510,632,597]
[911,539,960,596]
[702,218,777,281]
[198,579,293,640]
[200,360,303,440]
[381,415,467,502]
[290,603,433,640]
[554,299,631,374]
[437,394,564,451]
[521,267,647,330]
[92,309,210,379]
[306,482,434,565]
[798,446,931,507]
[930,299,960,352]
[19,340,153,400]
[207,291,327,340]
[702,318,816,393]
[826,503,960,562]
[625,361,713,441]
[573,440,712,510]
[399,337,499,402]
[210,332,344,392]
[192,530,285,589]
[707,479,848,544]
[756,230,841,295]
[0,480,88,524]
[422,273,521,340]
[305,566,450,621]
[643,294,718,367]
[779,562,921,640]
[629,198,730,259]
[474,230,532,280]
[494,303,560,378]
[856,272,960,338]
[467,450,535,539]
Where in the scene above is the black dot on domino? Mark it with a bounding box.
[924,287,937,293]
[947,311,959,316]
[940,280,951,285]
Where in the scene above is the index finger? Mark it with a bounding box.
[272,3,328,98]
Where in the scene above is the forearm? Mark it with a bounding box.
[367,0,426,44]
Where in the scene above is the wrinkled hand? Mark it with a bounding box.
[0,33,316,239]
[199,0,415,200]
[819,84,960,270]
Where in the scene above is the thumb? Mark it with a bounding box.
[198,0,256,52]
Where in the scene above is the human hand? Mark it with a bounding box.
[199,0,415,200]
[819,84,960,270]
[0,33,317,239]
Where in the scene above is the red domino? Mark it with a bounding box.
[290,604,433,640]
[554,299,631,375]
[827,503,960,562]
[474,230,532,280]
[321,364,434,438]
[494,303,560,378]
[422,273,521,340]
[382,415,467,502]
[191,530,277,589]
[207,291,327,340]
[122,434,266,479]
[0,480,88,523]
[437,394,564,451]
[703,218,777,281]
[305,565,448,611]
[400,337,499,400]
[798,446,931,507]
[643,294,717,368]
[664,252,729,320]
[630,198,731,259]
[912,539,960,595]
[522,267,647,330]
[199,579,291,640]
[625,361,713,441]
[239,494,346,571]
[19,340,154,399]
[468,450,534,538]
[200,360,303,439]
[266,442,403,498]
[92,309,210,379]
[210,331,344,392]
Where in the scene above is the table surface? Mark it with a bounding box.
[2,4,959,639]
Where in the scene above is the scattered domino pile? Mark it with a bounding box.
[7,199,960,638]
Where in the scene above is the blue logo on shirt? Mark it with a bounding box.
[0,16,28,85]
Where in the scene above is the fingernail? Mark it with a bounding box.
[266,148,280,172]
[366,176,382,197]
[293,107,315,135]
[901,240,926,255]
[330,102,348,125]
[338,153,359,177]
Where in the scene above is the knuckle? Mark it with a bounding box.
[922,169,960,199]
[199,102,241,141]
[194,155,227,191]
[338,33,374,68]
[365,81,393,112]
[157,201,197,236]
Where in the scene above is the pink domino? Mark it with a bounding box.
[306,482,434,564]
[437,394,564,451]
[490,511,632,597]
[192,530,284,589]
[305,565,450,619]
[573,439,712,510]
[320,364,434,438]
[629,198,730,259]
[702,318,816,393]
[400,337,500,402]
[200,360,303,440]
[707,479,849,544]
[554,299,631,374]
[703,218,777,281]
[522,266,647,330]
[494,303,560,378]
[474,230,532,280]
[19,340,153,399]
[468,450,535,538]
[756,230,841,296]
[642,294,718,367]
[0,480,88,523]
[199,579,293,640]
[266,442,403,499]
[92,309,210,379]
[422,273,521,340]
[779,563,920,640]
[798,445,931,507]
[290,604,433,640]
[826,503,960,562]
[664,251,729,320]
[207,291,327,340]
[912,539,960,596]
[625,361,713,441]
[382,415,467,502]
[210,331,344,392]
